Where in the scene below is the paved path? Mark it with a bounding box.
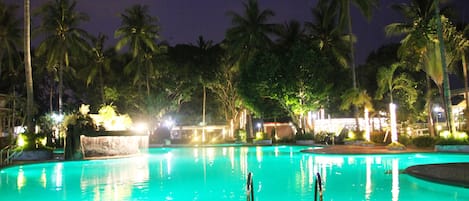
[301,144,434,154]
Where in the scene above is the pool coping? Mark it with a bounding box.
[404,163,469,188]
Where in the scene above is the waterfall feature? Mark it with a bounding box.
[80,131,148,159]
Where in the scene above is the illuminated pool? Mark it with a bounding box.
[1,146,469,200]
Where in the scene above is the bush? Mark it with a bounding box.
[370,131,388,144]
[295,132,314,140]
[235,129,246,142]
[398,134,412,146]
[412,136,436,147]
[436,137,469,145]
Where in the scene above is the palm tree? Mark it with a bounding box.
[0,2,21,78]
[115,4,160,97]
[386,0,461,133]
[225,0,276,64]
[24,0,34,133]
[385,0,439,135]
[305,0,350,68]
[340,88,373,127]
[275,20,305,51]
[335,0,378,89]
[225,0,276,137]
[375,63,418,106]
[80,33,111,104]
[445,24,469,129]
[35,0,90,114]
[333,0,378,131]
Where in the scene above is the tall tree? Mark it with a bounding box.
[24,0,34,133]
[225,0,276,137]
[375,63,418,108]
[225,0,276,64]
[0,1,21,79]
[35,0,90,114]
[335,0,378,86]
[79,33,111,104]
[115,4,161,97]
[386,0,460,133]
[335,0,378,130]
[305,0,350,68]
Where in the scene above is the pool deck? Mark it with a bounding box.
[301,144,435,154]
[302,144,469,188]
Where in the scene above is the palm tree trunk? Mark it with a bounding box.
[346,0,360,131]
[99,66,105,104]
[24,0,34,133]
[426,76,435,136]
[434,0,454,133]
[58,63,63,114]
[462,55,469,130]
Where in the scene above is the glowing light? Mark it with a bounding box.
[365,157,372,200]
[364,108,370,141]
[51,113,64,123]
[392,159,400,201]
[39,137,47,146]
[132,122,148,134]
[165,152,172,175]
[41,168,47,188]
[17,169,25,190]
[164,118,175,128]
[17,134,27,147]
[390,103,398,143]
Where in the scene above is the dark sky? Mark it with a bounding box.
[6,0,469,65]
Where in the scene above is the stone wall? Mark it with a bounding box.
[80,135,148,159]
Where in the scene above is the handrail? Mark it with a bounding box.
[314,172,323,201]
[0,145,19,166]
[246,172,254,201]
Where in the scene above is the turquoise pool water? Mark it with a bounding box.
[1,146,469,201]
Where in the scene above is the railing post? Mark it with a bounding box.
[246,172,254,201]
[315,173,323,201]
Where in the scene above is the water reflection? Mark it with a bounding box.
[79,155,149,201]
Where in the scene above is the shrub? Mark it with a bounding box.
[436,137,469,145]
[412,136,436,147]
[370,131,388,144]
[235,129,246,142]
[295,132,314,140]
[398,134,412,146]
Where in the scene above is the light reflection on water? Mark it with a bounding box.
[0,146,469,201]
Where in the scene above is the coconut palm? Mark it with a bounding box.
[340,88,373,118]
[305,0,350,68]
[80,33,111,104]
[115,4,161,97]
[385,0,461,133]
[275,20,305,51]
[0,1,21,78]
[445,24,469,129]
[376,63,418,107]
[225,0,276,137]
[35,0,90,114]
[225,0,276,64]
[334,0,378,89]
[385,0,439,135]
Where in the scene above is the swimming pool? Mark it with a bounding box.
[1,146,469,201]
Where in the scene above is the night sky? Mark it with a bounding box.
[5,0,469,64]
